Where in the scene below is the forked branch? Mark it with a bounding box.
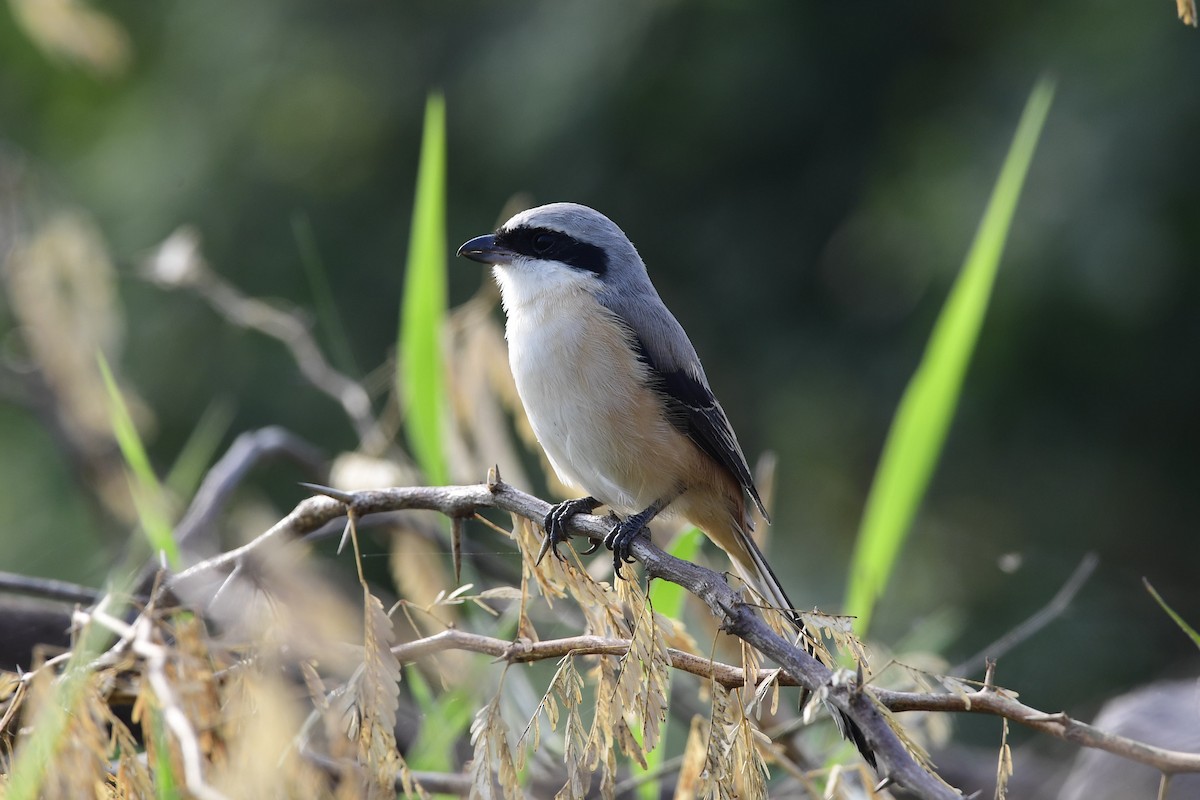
[169,479,1200,797]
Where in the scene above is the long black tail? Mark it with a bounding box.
[731,524,877,769]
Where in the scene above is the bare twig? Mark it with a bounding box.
[169,484,489,588]
[167,480,1200,795]
[169,480,958,798]
[128,427,329,612]
[301,749,472,797]
[173,426,327,552]
[0,571,102,605]
[876,685,1200,775]
[389,627,1200,786]
[143,229,386,454]
[952,552,1099,677]
[391,628,801,689]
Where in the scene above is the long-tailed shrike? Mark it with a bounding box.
[457,202,873,765]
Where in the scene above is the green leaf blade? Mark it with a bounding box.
[844,78,1056,635]
[399,92,449,485]
[1144,579,1200,652]
[97,352,182,570]
[648,527,704,623]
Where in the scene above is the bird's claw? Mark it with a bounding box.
[604,519,645,579]
[538,496,600,565]
[535,533,557,566]
[582,512,619,555]
[541,498,652,579]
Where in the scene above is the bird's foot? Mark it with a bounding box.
[604,513,653,579]
[537,496,601,565]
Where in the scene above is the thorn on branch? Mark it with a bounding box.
[451,516,464,584]
[159,479,1200,792]
[299,482,356,505]
[500,638,533,663]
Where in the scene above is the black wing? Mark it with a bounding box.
[630,334,769,521]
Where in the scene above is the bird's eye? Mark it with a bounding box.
[532,232,556,255]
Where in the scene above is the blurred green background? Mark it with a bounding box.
[1,0,1197,754]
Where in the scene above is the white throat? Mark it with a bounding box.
[492,259,603,316]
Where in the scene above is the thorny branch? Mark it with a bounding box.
[391,629,1200,779]
[390,628,804,689]
[877,685,1200,776]
[173,479,957,797]
[172,426,327,553]
[168,479,1200,797]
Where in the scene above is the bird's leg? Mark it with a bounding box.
[538,496,601,565]
[604,497,671,579]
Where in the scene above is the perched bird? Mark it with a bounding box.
[457,203,775,586]
[457,202,872,764]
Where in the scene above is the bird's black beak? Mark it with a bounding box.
[456,233,515,265]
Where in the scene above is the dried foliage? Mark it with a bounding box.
[615,579,671,756]
[0,213,921,796]
[468,688,520,800]
[1180,0,1198,26]
[5,218,1199,800]
[994,719,1013,800]
[7,0,131,76]
[338,590,402,795]
[1,209,143,524]
[38,674,110,798]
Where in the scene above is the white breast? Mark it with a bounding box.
[494,263,693,513]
